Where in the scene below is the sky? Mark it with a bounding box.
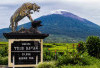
[0,0,100,29]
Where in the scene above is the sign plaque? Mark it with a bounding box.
[11,41,41,64]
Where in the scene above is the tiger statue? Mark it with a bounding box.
[9,2,40,32]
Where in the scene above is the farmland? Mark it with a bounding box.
[43,43,78,52]
[0,41,100,68]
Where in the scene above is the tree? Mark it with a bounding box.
[86,36,100,58]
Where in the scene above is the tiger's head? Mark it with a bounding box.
[32,3,40,12]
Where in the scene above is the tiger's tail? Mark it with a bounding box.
[9,17,13,31]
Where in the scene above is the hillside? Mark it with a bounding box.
[0,10,100,42]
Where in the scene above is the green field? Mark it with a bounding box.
[43,43,77,52]
[0,42,100,68]
[42,43,100,68]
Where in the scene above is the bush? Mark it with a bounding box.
[0,45,8,57]
[57,53,91,66]
[43,48,54,61]
[57,54,72,66]
[37,61,56,68]
[2,56,8,65]
[76,41,85,54]
[0,56,8,65]
[86,36,100,58]
[43,48,60,61]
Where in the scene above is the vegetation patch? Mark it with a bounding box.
[37,61,56,68]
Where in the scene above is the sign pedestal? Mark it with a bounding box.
[3,33,49,68]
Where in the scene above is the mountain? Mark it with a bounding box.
[0,10,100,42]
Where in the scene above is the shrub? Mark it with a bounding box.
[57,54,72,66]
[43,48,54,61]
[2,56,8,65]
[0,45,8,57]
[57,53,91,66]
[86,36,100,58]
[0,56,8,65]
[37,61,56,68]
[76,41,85,54]
[43,48,60,61]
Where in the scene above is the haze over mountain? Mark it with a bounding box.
[0,10,100,42]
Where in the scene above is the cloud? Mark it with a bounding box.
[63,0,100,2]
[0,0,43,5]
[0,0,100,29]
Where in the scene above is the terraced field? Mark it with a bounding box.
[43,43,78,52]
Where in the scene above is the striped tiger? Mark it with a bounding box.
[10,2,40,32]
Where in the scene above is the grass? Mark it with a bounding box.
[0,42,8,45]
[37,61,56,68]
[61,65,99,68]
[43,43,78,52]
